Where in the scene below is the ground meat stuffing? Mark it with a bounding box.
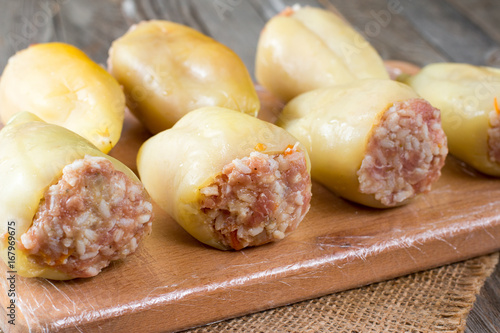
[19,155,153,278]
[200,144,311,250]
[357,98,448,206]
[488,103,500,163]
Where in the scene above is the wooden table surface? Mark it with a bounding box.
[0,1,499,332]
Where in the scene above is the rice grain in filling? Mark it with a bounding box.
[357,98,448,206]
[19,155,153,278]
[200,145,311,250]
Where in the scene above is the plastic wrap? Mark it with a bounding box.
[1,2,499,333]
[0,94,498,333]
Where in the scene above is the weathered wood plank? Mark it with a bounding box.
[0,0,57,70]
[179,0,265,78]
[465,261,500,333]
[121,0,149,24]
[399,0,499,66]
[247,0,323,22]
[446,0,500,45]
[446,0,500,67]
[56,0,129,65]
[120,0,265,78]
[321,0,449,66]
[159,1,212,35]
[0,0,129,69]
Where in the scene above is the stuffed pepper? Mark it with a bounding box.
[255,5,389,102]
[108,20,260,134]
[0,43,125,153]
[0,113,153,279]
[278,79,448,208]
[403,63,500,176]
[137,107,311,250]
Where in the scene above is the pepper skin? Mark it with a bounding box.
[0,43,125,153]
[108,20,260,134]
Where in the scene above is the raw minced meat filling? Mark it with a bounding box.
[19,155,153,278]
[358,98,448,206]
[488,104,500,163]
[200,144,311,250]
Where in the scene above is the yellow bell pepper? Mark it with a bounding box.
[256,6,389,102]
[278,79,447,208]
[403,63,500,176]
[137,107,311,250]
[108,20,260,134]
[0,42,125,153]
[0,112,147,279]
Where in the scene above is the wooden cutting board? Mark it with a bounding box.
[1,90,500,333]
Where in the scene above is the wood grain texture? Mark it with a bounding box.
[0,1,499,332]
[397,0,500,66]
[446,0,500,68]
[446,0,500,44]
[0,95,499,333]
[323,0,450,66]
[466,261,500,333]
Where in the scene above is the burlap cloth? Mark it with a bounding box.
[185,253,499,333]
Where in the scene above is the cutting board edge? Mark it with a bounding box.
[20,217,499,333]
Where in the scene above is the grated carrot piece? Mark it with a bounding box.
[279,7,295,17]
[284,144,295,155]
[55,250,74,265]
[39,249,74,265]
[254,143,267,152]
[495,97,499,114]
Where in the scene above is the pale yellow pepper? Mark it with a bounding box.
[137,107,310,249]
[256,6,389,102]
[403,63,500,176]
[278,79,424,208]
[108,20,260,134]
[0,43,125,153]
[0,112,140,279]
